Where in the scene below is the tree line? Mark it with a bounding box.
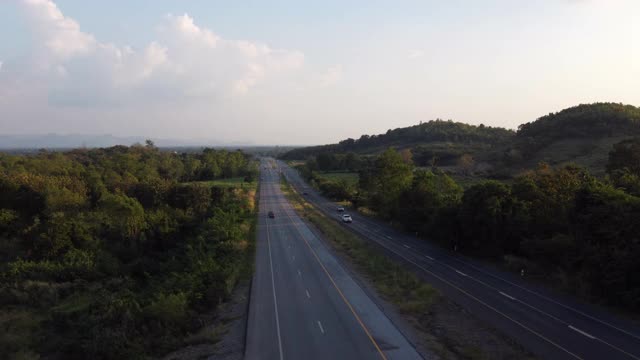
[297,139,640,312]
[0,143,258,359]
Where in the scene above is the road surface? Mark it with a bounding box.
[279,160,640,360]
[245,159,422,360]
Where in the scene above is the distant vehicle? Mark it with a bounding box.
[337,207,345,212]
[303,191,309,195]
[342,214,352,223]
[268,211,275,218]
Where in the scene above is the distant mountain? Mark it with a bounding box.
[0,134,232,149]
[281,102,640,176]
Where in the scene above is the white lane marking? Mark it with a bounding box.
[500,291,516,301]
[403,244,411,249]
[344,216,638,357]
[292,207,584,358]
[425,255,434,261]
[443,253,640,342]
[292,255,295,261]
[306,289,311,299]
[266,222,284,360]
[569,325,596,339]
[455,269,468,277]
[317,320,325,334]
[297,269,302,277]
[385,235,393,240]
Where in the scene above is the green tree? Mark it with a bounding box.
[367,149,413,219]
[607,137,640,175]
[398,169,462,236]
[458,181,521,257]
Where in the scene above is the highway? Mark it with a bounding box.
[245,159,422,360]
[278,160,640,360]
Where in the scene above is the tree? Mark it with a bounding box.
[400,149,413,165]
[344,152,360,171]
[572,182,640,309]
[458,181,521,257]
[367,149,413,219]
[316,153,337,172]
[607,137,640,176]
[398,169,462,235]
[457,154,475,175]
[99,193,146,250]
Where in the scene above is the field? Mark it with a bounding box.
[186,177,257,190]
[315,172,359,186]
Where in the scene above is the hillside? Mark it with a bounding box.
[280,119,514,167]
[504,103,640,175]
[282,103,640,175]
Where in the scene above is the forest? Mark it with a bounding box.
[294,137,640,312]
[0,142,258,359]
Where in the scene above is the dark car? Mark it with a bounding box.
[268,211,275,218]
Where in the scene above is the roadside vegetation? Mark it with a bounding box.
[280,177,533,359]
[285,104,640,313]
[0,142,258,359]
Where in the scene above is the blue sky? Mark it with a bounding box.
[1,0,639,145]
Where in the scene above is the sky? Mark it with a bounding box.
[0,0,639,145]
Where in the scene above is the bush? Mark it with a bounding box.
[144,292,189,327]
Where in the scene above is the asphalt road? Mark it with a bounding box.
[279,160,640,360]
[245,159,422,360]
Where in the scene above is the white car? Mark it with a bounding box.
[337,207,345,212]
[342,214,353,223]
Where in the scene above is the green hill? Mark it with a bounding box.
[280,119,514,167]
[281,103,640,176]
[505,103,640,175]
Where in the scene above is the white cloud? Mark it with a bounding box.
[408,49,424,59]
[10,1,306,107]
[22,0,95,62]
[318,65,342,87]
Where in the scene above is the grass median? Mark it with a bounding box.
[280,178,438,316]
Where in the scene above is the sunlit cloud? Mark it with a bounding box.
[10,0,306,107]
[408,49,424,59]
